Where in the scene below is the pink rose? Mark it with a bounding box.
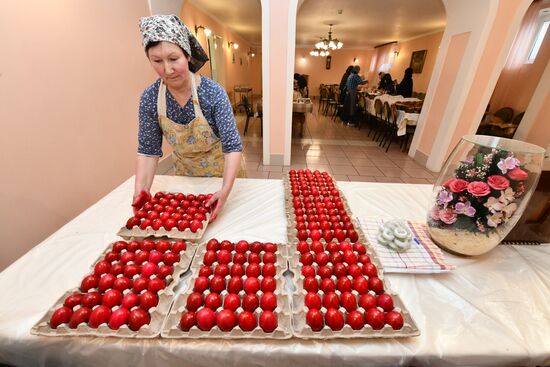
[467,181,491,197]
[487,175,510,190]
[442,179,453,187]
[430,206,441,220]
[507,167,528,181]
[438,208,457,225]
[448,179,469,193]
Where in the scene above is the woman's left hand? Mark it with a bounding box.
[205,189,228,222]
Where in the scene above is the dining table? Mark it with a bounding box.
[256,98,313,137]
[0,175,549,367]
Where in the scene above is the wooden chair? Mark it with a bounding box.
[371,99,385,142]
[318,85,329,113]
[379,102,399,152]
[325,89,338,116]
[243,95,262,136]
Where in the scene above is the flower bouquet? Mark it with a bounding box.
[427,135,544,256]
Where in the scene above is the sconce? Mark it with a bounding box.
[194,25,211,37]
[393,48,399,57]
[353,57,358,63]
[228,41,239,50]
[248,49,255,57]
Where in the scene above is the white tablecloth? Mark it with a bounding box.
[1,177,549,367]
[396,110,420,136]
[365,94,421,116]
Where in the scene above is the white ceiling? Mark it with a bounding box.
[188,0,446,49]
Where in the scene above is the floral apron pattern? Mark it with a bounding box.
[157,73,246,177]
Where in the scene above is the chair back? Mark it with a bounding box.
[494,107,514,123]
[374,99,383,118]
[319,86,329,99]
[242,95,253,117]
[383,102,392,123]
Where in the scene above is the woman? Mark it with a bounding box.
[379,73,396,95]
[396,67,414,98]
[342,65,368,126]
[134,15,244,221]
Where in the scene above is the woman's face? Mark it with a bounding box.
[147,41,190,89]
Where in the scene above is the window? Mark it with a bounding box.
[526,8,550,64]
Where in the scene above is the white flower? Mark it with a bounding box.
[503,202,518,219]
[487,212,503,228]
[484,196,504,213]
[499,187,516,204]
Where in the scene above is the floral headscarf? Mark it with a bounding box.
[139,14,209,73]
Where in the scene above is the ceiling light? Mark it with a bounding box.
[314,24,343,51]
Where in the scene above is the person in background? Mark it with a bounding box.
[342,65,368,127]
[379,73,396,95]
[294,73,308,97]
[293,79,302,100]
[377,71,386,90]
[338,65,353,119]
[134,15,245,221]
[396,67,414,98]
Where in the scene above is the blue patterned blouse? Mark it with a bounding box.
[138,76,243,157]
[346,73,367,91]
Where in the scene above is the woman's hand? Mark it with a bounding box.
[205,189,229,222]
[206,151,242,222]
[132,190,152,214]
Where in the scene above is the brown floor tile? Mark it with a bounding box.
[306,156,329,164]
[348,175,378,182]
[381,167,409,178]
[244,154,262,162]
[307,164,333,174]
[375,177,403,183]
[354,166,385,177]
[344,151,368,159]
[349,158,376,167]
[268,172,284,180]
[257,165,284,172]
[245,161,260,171]
[331,165,359,175]
[401,167,434,179]
[322,150,348,158]
[401,177,433,184]
[332,174,350,181]
[371,159,399,168]
[245,171,269,179]
[327,156,351,165]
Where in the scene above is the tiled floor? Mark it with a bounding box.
[236,102,439,183]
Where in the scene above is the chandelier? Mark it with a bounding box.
[309,49,330,57]
[314,24,343,51]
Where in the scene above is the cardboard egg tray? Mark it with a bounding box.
[117,212,211,241]
[286,242,419,339]
[161,243,294,339]
[283,177,366,246]
[31,239,198,338]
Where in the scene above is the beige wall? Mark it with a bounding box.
[388,32,444,93]
[294,48,374,97]
[179,2,263,101]
[489,1,550,115]
[0,0,154,271]
[418,32,471,153]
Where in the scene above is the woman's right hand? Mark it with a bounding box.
[132,190,151,214]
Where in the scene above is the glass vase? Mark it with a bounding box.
[427,135,545,256]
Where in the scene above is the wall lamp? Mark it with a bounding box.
[194,25,211,37]
[248,49,256,57]
[228,41,239,50]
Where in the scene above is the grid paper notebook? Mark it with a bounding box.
[359,217,456,274]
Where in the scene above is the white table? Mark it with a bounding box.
[1,177,549,367]
[396,110,419,136]
[365,94,421,116]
